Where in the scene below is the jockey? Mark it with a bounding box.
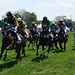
[17,18,27,38]
[31,22,38,35]
[42,16,50,30]
[5,11,19,42]
[50,22,58,32]
[6,11,18,32]
[58,19,66,34]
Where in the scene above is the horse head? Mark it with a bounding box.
[59,26,65,36]
[17,27,22,34]
[42,25,48,31]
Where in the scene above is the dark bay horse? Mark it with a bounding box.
[36,25,53,57]
[29,28,39,49]
[58,26,68,50]
[0,28,26,63]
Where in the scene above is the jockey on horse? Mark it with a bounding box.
[50,22,58,49]
[50,22,58,35]
[17,18,27,38]
[31,22,38,36]
[5,11,19,42]
[36,16,53,56]
[58,19,68,40]
[41,16,53,38]
[0,11,26,62]
[57,19,68,50]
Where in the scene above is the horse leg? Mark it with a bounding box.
[43,46,47,57]
[36,44,39,55]
[3,49,8,61]
[32,42,36,50]
[59,42,63,50]
[64,42,66,50]
[52,43,54,49]
[22,45,26,57]
[0,47,5,60]
[15,50,20,64]
[55,41,58,49]
[40,45,44,57]
[28,42,31,47]
[47,45,51,57]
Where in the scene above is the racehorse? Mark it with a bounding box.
[51,30,58,49]
[29,28,39,49]
[36,25,53,57]
[58,26,68,50]
[0,27,26,63]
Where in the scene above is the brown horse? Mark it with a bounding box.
[36,25,53,57]
[58,26,68,50]
[0,28,26,63]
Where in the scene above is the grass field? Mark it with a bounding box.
[0,32,75,75]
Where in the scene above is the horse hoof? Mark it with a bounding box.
[40,54,42,57]
[24,54,26,57]
[56,47,59,49]
[15,61,17,64]
[36,53,39,56]
[64,48,66,50]
[3,58,6,61]
[43,55,45,57]
[0,58,1,60]
[20,56,22,60]
[0,56,1,60]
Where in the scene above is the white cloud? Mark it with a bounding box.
[37,2,57,8]
[37,1,75,8]
[56,1,75,8]
[0,0,19,4]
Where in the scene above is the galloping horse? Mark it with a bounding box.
[29,28,39,49]
[36,25,53,57]
[58,26,68,50]
[0,27,26,63]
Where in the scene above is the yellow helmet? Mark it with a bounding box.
[7,11,13,16]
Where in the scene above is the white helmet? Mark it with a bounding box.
[17,18,21,21]
[60,19,63,21]
[32,22,35,25]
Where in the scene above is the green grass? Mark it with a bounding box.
[0,32,75,75]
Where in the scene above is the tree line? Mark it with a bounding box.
[14,9,41,28]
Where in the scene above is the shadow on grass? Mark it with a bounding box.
[7,55,29,61]
[52,49,65,53]
[72,48,75,51]
[0,61,15,71]
[31,56,48,62]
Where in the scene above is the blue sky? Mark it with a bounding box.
[0,0,75,21]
